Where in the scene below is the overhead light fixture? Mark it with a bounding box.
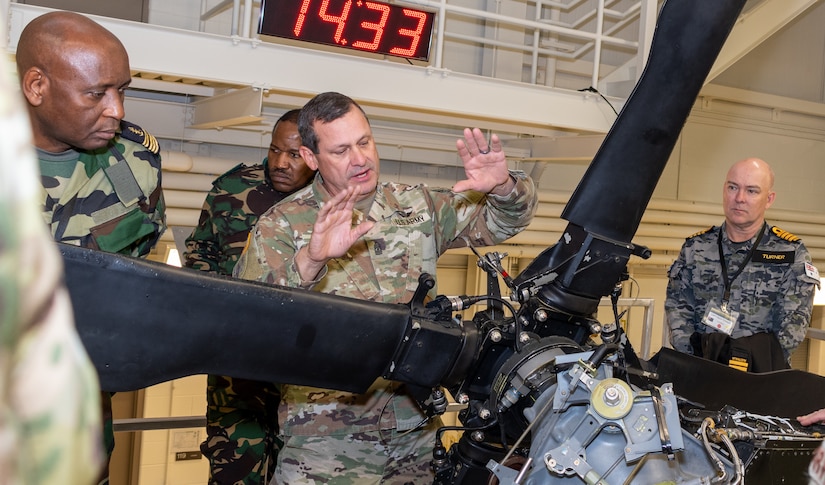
[503,134,604,163]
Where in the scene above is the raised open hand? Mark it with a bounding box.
[297,186,375,281]
[453,127,513,195]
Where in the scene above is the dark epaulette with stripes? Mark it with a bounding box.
[686,226,715,240]
[119,120,160,155]
[770,225,802,243]
[213,163,247,184]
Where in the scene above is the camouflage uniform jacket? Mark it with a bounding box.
[38,120,166,257]
[234,171,537,436]
[666,222,820,359]
[183,162,291,276]
[1,53,102,484]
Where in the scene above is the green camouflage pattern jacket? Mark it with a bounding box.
[234,171,538,437]
[183,162,292,276]
[1,54,102,484]
[38,120,166,257]
[666,223,820,359]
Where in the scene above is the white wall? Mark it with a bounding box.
[663,119,825,213]
[137,377,209,484]
[148,0,233,33]
[713,1,825,104]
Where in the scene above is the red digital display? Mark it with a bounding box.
[259,0,435,61]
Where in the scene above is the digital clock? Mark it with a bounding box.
[259,0,435,61]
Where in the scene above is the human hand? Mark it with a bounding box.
[798,408,825,426]
[453,127,514,196]
[296,186,374,280]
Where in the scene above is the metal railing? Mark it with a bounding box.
[599,296,655,359]
[114,416,206,432]
[199,0,656,87]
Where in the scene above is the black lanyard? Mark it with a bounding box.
[717,222,766,306]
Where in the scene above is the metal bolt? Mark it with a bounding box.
[604,386,621,406]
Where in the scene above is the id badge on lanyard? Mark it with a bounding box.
[702,300,739,335]
[704,223,765,336]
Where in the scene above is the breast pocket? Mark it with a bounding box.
[90,206,157,255]
[369,221,427,301]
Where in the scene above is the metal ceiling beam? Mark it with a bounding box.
[188,86,263,130]
[123,97,532,167]
[129,77,217,97]
[706,0,821,83]
[699,83,825,118]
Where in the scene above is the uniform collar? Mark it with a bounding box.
[310,179,412,222]
[720,221,768,248]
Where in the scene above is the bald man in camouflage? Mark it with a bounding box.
[184,109,315,485]
[666,158,819,372]
[16,10,166,484]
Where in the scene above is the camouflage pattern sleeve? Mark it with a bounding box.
[665,244,699,354]
[183,188,224,273]
[479,170,538,240]
[774,242,819,359]
[438,170,538,252]
[0,52,103,485]
[233,242,265,282]
[184,164,281,276]
[183,174,237,274]
[233,185,314,288]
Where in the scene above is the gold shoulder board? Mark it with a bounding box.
[122,122,160,155]
[771,226,801,243]
[687,226,714,239]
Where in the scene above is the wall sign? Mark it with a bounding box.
[259,0,435,61]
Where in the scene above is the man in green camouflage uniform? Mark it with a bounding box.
[183,109,315,484]
[0,34,103,485]
[666,158,819,372]
[16,11,167,483]
[234,92,538,484]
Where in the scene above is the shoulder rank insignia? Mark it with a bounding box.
[120,120,160,155]
[214,163,247,183]
[224,163,246,176]
[771,226,801,243]
[687,226,714,239]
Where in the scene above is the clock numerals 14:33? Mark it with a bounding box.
[259,0,435,60]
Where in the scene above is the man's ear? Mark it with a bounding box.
[20,67,46,107]
[299,146,319,171]
[766,190,776,208]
